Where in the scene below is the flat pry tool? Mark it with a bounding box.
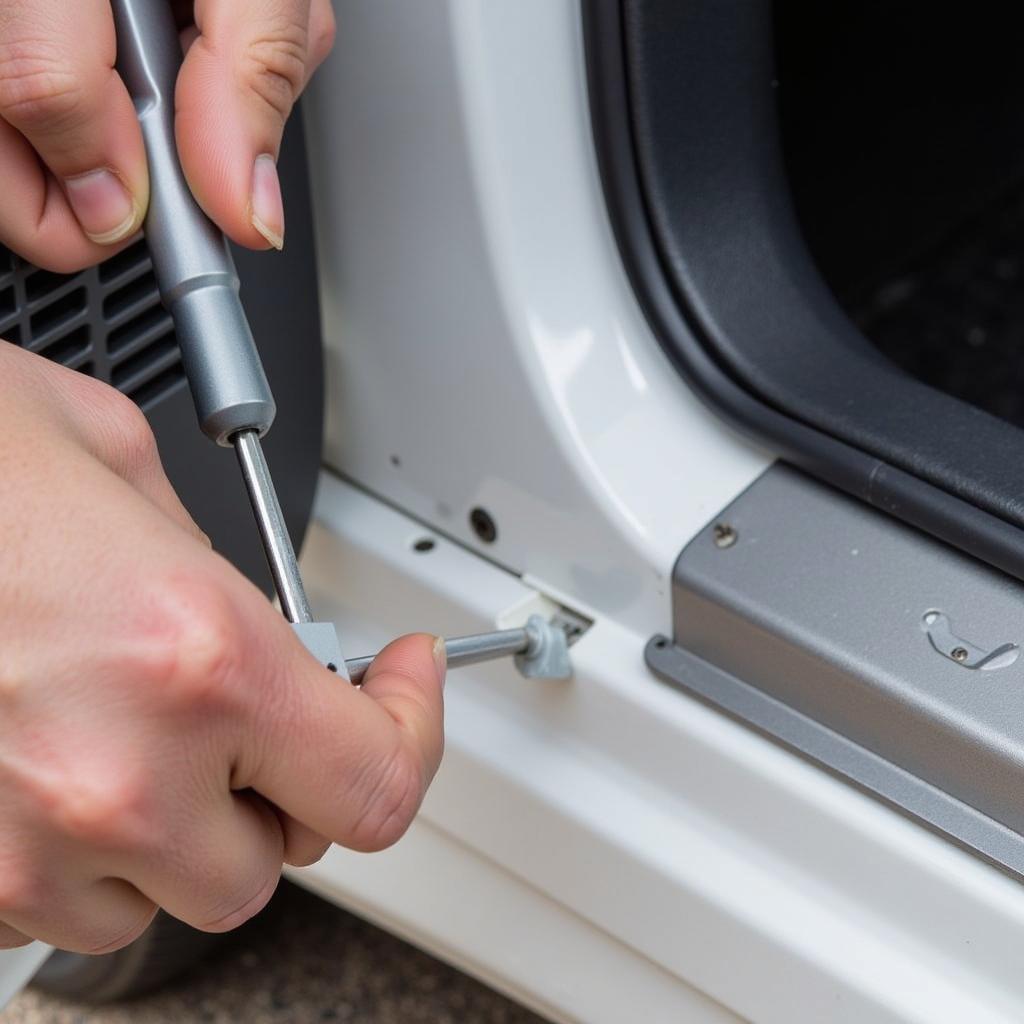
[111,0,347,677]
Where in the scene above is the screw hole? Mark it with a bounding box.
[326,662,338,673]
[654,637,668,649]
[390,454,401,467]
[469,507,498,544]
[413,537,435,553]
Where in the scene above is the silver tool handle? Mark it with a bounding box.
[111,0,275,444]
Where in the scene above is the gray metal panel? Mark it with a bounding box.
[648,464,1024,876]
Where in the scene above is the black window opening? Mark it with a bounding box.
[778,2,1024,432]
[584,1,1024,586]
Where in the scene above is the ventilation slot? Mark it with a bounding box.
[104,273,159,321]
[0,241,188,415]
[125,361,186,408]
[107,302,172,355]
[30,287,87,338]
[111,330,179,388]
[98,238,149,284]
[37,324,90,367]
[26,268,79,303]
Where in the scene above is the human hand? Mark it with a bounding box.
[0,343,445,953]
[0,0,335,271]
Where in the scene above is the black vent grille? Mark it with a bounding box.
[0,240,185,408]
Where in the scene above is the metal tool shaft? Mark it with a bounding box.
[233,430,313,624]
[345,626,535,686]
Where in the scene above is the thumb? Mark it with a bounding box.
[175,0,335,251]
[240,630,446,853]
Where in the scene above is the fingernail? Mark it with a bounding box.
[63,169,139,245]
[432,635,447,688]
[251,154,284,250]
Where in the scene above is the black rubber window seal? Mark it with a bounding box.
[582,0,1024,584]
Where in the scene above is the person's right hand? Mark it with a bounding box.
[0,342,446,953]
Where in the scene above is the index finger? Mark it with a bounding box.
[235,630,445,852]
[0,0,148,267]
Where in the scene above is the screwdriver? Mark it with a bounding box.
[110,1,575,688]
[111,0,346,677]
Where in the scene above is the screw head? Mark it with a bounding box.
[713,523,738,549]
[951,646,969,663]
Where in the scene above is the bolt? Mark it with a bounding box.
[951,646,969,663]
[713,523,738,549]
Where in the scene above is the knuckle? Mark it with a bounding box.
[49,770,151,849]
[347,751,424,852]
[240,23,307,120]
[85,907,157,955]
[195,872,279,934]
[96,390,159,478]
[284,839,330,869]
[0,41,85,129]
[0,861,39,918]
[148,579,245,713]
[310,8,336,65]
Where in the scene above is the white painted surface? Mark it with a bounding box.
[0,0,998,1016]
[0,0,764,1006]
[298,1,1024,1020]
[295,475,1024,1024]
[0,945,50,1010]
[303,0,768,638]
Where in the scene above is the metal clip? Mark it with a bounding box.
[921,610,1019,671]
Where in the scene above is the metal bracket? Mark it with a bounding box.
[922,610,1019,671]
[292,621,349,681]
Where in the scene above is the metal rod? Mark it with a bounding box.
[232,429,313,624]
[344,626,532,686]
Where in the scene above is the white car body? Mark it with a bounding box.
[6,2,1024,1021]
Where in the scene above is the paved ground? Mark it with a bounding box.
[2,882,548,1024]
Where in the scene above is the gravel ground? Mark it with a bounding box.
[2,882,548,1024]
